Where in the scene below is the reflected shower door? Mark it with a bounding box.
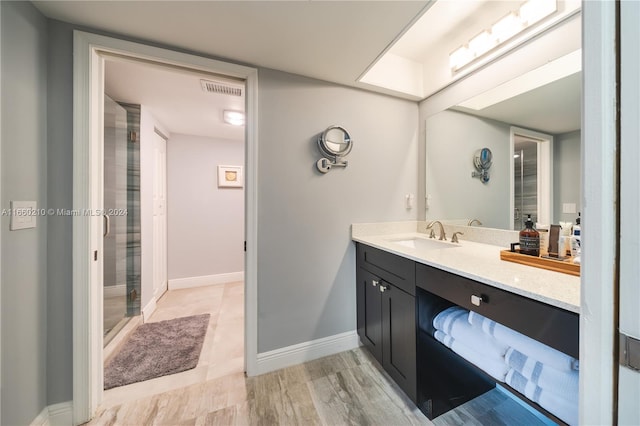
[103,95,129,342]
[513,139,538,229]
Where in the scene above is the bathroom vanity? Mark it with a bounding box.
[353,222,580,424]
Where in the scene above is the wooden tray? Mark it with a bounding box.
[500,249,580,276]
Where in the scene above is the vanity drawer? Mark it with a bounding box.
[357,243,415,295]
[416,263,578,359]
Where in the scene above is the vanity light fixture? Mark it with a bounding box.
[223,110,245,126]
[449,0,557,73]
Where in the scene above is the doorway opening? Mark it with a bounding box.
[509,127,553,230]
[100,55,247,403]
[72,31,258,424]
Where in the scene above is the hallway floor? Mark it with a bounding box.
[100,281,244,410]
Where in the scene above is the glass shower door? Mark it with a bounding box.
[103,95,129,343]
[513,139,539,229]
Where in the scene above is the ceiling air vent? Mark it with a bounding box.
[200,79,243,97]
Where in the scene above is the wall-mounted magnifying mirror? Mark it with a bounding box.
[472,148,493,183]
[316,125,353,173]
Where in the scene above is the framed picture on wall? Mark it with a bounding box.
[218,165,243,188]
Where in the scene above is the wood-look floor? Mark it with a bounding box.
[89,348,430,425]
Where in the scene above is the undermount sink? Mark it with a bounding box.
[387,236,459,251]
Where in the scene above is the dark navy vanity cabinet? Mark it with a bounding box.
[355,242,579,424]
[356,243,417,402]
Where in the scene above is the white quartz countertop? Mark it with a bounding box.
[352,226,580,314]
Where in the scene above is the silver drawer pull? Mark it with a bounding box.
[379,285,388,293]
[471,294,483,306]
[372,280,379,287]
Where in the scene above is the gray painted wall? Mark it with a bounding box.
[258,69,418,352]
[44,20,419,402]
[554,130,581,224]
[167,134,244,280]
[1,2,49,424]
[46,19,74,407]
[423,109,511,229]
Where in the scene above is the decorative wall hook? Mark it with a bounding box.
[316,125,353,173]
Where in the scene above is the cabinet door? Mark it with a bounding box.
[357,268,383,363]
[382,282,417,402]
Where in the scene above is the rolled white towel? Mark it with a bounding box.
[506,369,578,426]
[434,330,509,382]
[468,310,484,328]
[434,307,508,359]
[470,311,579,372]
[505,347,578,402]
[433,306,467,332]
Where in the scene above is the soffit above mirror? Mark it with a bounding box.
[359,0,581,100]
[453,50,581,134]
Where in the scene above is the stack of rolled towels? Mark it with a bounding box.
[433,307,579,425]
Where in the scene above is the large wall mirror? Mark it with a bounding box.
[425,48,581,231]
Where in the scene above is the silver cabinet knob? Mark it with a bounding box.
[471,294,483,306]
[372,280,378,287]
[379,285,388,293]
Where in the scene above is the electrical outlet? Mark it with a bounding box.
[562,203,577,214]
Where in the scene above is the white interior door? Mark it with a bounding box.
[152,132,168,298]
[619,2,640,423]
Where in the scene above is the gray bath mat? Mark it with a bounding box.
[104,313,210,389]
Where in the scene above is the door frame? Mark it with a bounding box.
[580,1,618,424]
[72,31,259,424]
[509,126,553,230]
[151,131,168,300]
[618,1,640,423]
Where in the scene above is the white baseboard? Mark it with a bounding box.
[30,401,73,426]
[256,330,360,375]
[168,271,244,290]
[48,402,73,426]
[31,406,49,426]
[103,284,126,298]
[142,296,157,322]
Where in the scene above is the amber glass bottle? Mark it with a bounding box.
[519,214,540,256]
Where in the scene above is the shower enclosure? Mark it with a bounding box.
[103,96,141,345]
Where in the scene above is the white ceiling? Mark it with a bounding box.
[105,58,245,140]
[33,1,430,91]
[34,1,431,141]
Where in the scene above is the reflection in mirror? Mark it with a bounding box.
[514,137,539,227]
[321,126,352,156]
[510,128,553,230]
[425,57,581,231]
[325,128,350,155]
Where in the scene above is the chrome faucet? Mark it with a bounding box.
[427,221,447,241]
[468,218,483,226]
[451,231,464,243]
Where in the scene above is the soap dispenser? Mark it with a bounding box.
[519,214,540,256]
